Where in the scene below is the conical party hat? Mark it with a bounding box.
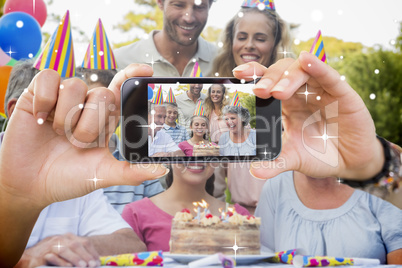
[165,87,176,103]
[151,86,164,105]
[34,10,75,77]
[241,0,275,11]
[82,19,117,69]
[193,100,205,116]
[191,61,203,77]
[230,91,241,107]
[310,30,327,64]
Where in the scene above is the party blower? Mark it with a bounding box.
[293,255,380,267]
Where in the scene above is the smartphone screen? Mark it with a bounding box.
[120,77,281,163]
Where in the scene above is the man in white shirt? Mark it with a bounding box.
[148,103,185,157]
[176,83,206,127]
[114,0,217,77]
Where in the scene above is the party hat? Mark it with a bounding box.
[151,86,164,105]
[310,30,327,64]
[191,61,203,77]
[165,87,176,103]
[193,100,205,116]
[82,19,117,70]
[230,91,241,107]
[241,0,275,11]
[34,10,75,77]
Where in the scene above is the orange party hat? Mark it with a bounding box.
[34,10,75,77]
[310,30,327,64]
[193,100,205,116]
[191,61,203,77]
[241,0,275,11]
[82,19,117,69]
[151,86,164,105]
[165,87,176,103]
[230,91,241,107]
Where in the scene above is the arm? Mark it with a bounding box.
[387,249,402,265]
[89,228,146,255]
[0,65,168,267]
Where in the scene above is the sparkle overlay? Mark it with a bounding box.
[87,175,103,189]
[222,235,248,261]
[310,120,338,152]
[6,47,15,58]
[53,240,64,253]
[297,84,316,103]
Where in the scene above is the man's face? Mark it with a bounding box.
[160,0,210,46]
[189,84,203,96]
[148,106,167,135]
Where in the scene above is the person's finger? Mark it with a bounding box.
[52,78,88,135]
[44,253,73,267]
[71,87,115,145]
[27,69,61,123]
[90,155,169,191]
[108,64,154,113]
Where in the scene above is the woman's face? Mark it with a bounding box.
[209,85,224,104]
[232,12,276,67]
[224,112,242,134]
[172,163,214,185]
[191,117,208,138]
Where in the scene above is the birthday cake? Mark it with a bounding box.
[192,142,220,156]
[169,209,261,255]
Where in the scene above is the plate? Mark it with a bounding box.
[164,252,275,265]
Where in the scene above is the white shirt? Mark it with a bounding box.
[148,130,180,156]
[27,189,130,248]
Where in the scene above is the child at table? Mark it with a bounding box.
[121,163,250,251]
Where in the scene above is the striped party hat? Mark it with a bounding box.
[165,87,176,103]
[241,0,275,11]
[82,19,117,69]
[151,86,164,105]
[191,61,203,77]
[230,91,241,106]
[193,100,205,116]
[33,10,75,77]
[310,30,327,64]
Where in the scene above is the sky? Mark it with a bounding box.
[41,0,402,65]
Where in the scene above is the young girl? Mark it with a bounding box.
[121,163,250,252]
[178,115,217,156]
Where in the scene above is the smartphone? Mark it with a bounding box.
[120,77,281,163]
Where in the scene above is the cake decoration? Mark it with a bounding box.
[191,61,202,77]
[34,10,75,77]
[82,18,117,70]
[151,86,164,105]
[165,87,176,103]
[241,0,275,11]
[310,30,327,64]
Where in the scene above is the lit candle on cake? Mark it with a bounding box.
[193,202,201,222]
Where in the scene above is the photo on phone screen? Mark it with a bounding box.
[120,77,281,163]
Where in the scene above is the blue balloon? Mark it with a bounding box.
[0,12,42,61]
[148,85,154,100]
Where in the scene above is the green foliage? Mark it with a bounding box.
[335,50,402,145]
[293,36,364,61]
[241,94,256,129]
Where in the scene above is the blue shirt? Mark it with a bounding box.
[148,130,180,156]
[163,123,190,145]
[218,129,256,156]
[255,172,402,264]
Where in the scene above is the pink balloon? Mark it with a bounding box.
[4,0,47,27]
[0,47,11,66]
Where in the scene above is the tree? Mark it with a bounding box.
[335,49,402,145]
